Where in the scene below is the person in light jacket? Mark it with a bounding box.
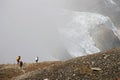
[35,56,39,63]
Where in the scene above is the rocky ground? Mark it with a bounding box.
[0,61,61,80]
[0,48,120,80]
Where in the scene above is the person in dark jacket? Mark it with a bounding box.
[19,61,23,68]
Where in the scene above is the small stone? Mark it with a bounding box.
[73,74,76,76]
[103,55,109,59]
[91,67,102,71]
[44,78,48,80]
[117,62,120,64]
[91,61,95,65]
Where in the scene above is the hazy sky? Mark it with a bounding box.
[1,0,120,64]
[62,0,120,27]
[0,0,73,64]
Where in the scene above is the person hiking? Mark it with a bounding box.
[19,61,23,68]
[16,56,21,64]
[35,56,39,63]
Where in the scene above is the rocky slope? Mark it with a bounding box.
[0,61,61,80]
[12,48,120,80]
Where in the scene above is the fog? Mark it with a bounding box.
[61,0,120,28]
[0,0,72,64]
[1,0,120,64]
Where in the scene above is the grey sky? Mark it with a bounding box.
[1,0,120,64]
[61,0,120,27]
[0,0,72,64]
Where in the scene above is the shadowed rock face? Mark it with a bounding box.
[12,48,120,80]
[58,0,120,58]
[59,12,120,57]
[91,25,120,51]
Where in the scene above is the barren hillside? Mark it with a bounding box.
[13,48,120,80]
[0,48,120,80]
[0,61,61,80]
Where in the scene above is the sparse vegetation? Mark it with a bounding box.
[0,61,61,80]
[0,48,120,80]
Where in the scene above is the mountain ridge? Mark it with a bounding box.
[0,48,120,80]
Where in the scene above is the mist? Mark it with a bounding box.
[61,0,120,28]
[1,0,120,64]
[0,0,72,64]
[58,0,120,57]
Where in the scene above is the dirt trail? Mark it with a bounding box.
[0,61,60,80]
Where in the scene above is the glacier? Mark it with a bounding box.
[59,12,120,57]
